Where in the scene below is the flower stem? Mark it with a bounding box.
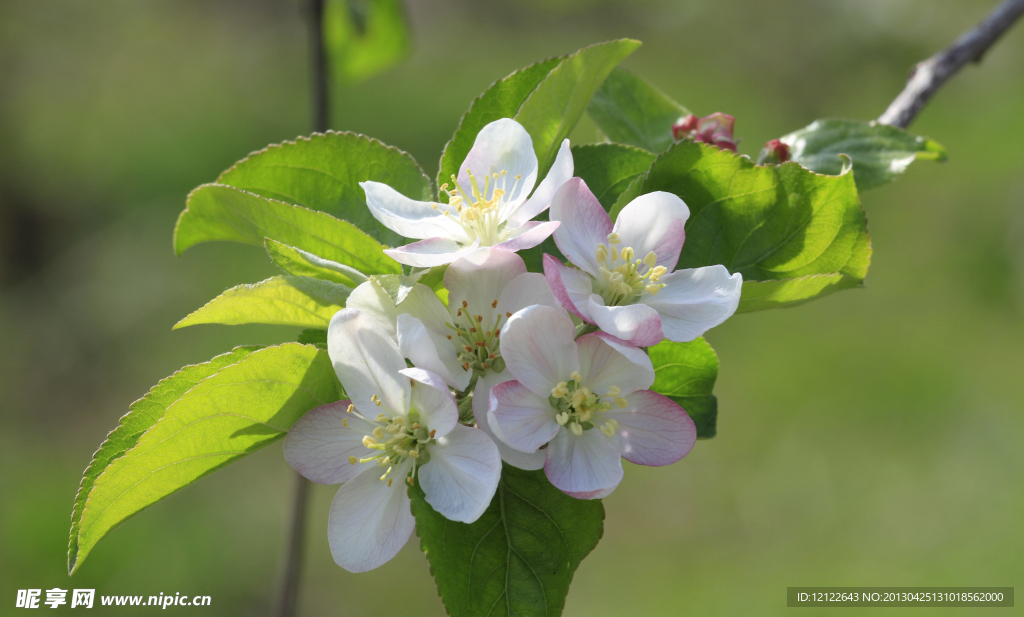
[575,323,599,338]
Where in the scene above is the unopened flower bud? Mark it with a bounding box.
[757,138,791,165]
[672,114,699,141]
[673,112,739,153]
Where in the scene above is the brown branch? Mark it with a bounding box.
[878,0,1024,128]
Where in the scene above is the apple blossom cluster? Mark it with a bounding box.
[283,118,743,572]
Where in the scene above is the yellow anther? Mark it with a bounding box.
[579,409,593,422]
[371,394,379,402]
[570,422,584,436]
[386,423,401,433]
[387,478,394,487]
[615,397,629,408]
[551,382,569,398]
[377,456,391,467]
[571,390,587,408]
[618,282,634,296]
[375,399,382,406]
[372,427,386,439]
[570,371,583,382]
[643,251,658,268]
[375,413,388,423]
[409,449,420,459]
[348,456,358,465]
[621,247,634,261]
[607,232,621,244]
[362,435,377,448]
[556,412,569,426]
[346,404,354,413]
[646,284,662,295]
[342,418,348,427]
[600,423,617,437]
[606,385,621,397]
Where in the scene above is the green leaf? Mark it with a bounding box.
[607,171,646,221]
[586,67,690,153]
[411,464,604,617]
[265,238,368,287]
[515,39,641,180]
[323,0,409,84]
[778,119,947,192]
[737,273,862,313]
[438,56,564,192]
[635,141,871,309]
[571,143,655,210]
[297,328,328,346]
[175,184,401,276]
[371,266,447,306]
[649,338,719,439]
[216,131,432,247]
[174,275,350,330]
[69,343,339,573]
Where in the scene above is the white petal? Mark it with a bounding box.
[492,220,559,252]
[544,428,623,499]
[445,247,526,330]
[346,279,449,340]
[507,138,574,227]
[384,237,481,268]
[640,265,743,342]
[605,390,695,467]
[420,424,502,523]
[397,314,471,391]
[612,191,689,272]
[542,255,595,322]
[549,178,612,277]
[488,379,561,453]
[406,370,459,439]
[473,372,546,470]
[326,459,414,573]
[575,332,655,397]
[495,272,561,318]
[328,308,410,417]
[283,400,376,485]
[499,304,579,396]
[456,118,538,220]
[361,181,468,242]
[587,295,665,347]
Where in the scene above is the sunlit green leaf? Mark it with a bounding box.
[411,464,604,617]
[737,274,862,313]
[587,67,689,153]
[175,184,401,276]
[216,131,432,247]
[572,143,655,210]
[515,39,641,179]
[649,338,719,438]
[174,275,349,330]
[69,343,339,573]
[323,0,409,84]
[265,238,368,287]
[778,119,947,192]
[371,266,448,306]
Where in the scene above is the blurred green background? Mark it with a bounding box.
[2,0,1022,615]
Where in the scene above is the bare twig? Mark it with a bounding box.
[878,0,1024,128]
[275,2,329,616]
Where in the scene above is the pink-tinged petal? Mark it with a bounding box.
[587,296,664,347]
[575,333,655,397]
[612,192,690,271]
[544,428,623,499]
[284,400,375,485]
[420,424,502,523]
[328,308,410,418]
[473,372,545,470]
[640,265,742,342]
[507,138,574,227]
[445,247,526,330]
[489,379,561,453]
[493,220,559,252]
[457,118,538,215]
[384,237,481,268]
[496,272,561,318]
[361,181,468,242]
[606,390,695,466]
[499,304,579,396]
[346,280,449,340]
[327,459,414,572]
[543,254,595,322]
[405,370,458,439]
[549,178,612,276]
[396,314,471,391]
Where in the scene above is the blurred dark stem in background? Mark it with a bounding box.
[880,0,1024,127]
[276,1,328,616]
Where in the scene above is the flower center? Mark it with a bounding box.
[437,168,521,246]
[346,402,435,488]
[445,300,508,375]
[593,233,668,306]
[549,373,627,437]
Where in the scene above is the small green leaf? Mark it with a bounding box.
[649,338,719,439]
[174,275,349,330]
[515,39,641,180]
[265,238,368,287]
[587,67,690,153]
[411,464,604,617]
[371,265,447,306]
[737,274,862,313]
[778,119,947,192]
[216,131,432,247]
[571,143,655,210]
[635,141,871,309]
[175,184,401,276]
[323,0,409,84]
[438,56,564,192]
[607,171,646,221]
[297,328,328,346]
[69,343,339,573]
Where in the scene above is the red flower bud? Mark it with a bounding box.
[671,114,699,141]
[757,139,791,165]
[672,112,738,153]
